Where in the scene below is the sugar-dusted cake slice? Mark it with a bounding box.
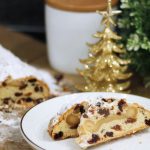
[0,45,59,110]
[48,102,89,140]
[76,98,150,149]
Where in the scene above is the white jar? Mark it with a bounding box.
[45,0,118,74]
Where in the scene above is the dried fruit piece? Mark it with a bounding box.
[74,104,85,114]
[15,92,23,97]
[102,98,114,103]
[145,119,150,126]
[28,78,37,83]
[98,108,110,117]
[36,98,43,104]
[19,83,27,90]
[3,97,11,104]
[55,74,64,82]
[111,125,122,131]
[2,81,7,86]
[25,92,32,96]
[105,132,113,137]
[25,97,33,102]
[117,112,121,115]
[54,131,63,140]
[118,99,127,112]
[125,118,136,124]
[87,134,100,144]
[96,102,101,107]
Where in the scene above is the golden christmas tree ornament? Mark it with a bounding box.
[77,0,132,92]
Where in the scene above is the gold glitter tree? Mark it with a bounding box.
[77,0,132,92]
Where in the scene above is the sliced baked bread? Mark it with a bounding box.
[76,99,150,149]
[0,45,58,111]
[49,102,89,140]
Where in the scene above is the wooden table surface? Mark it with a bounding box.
[0,26,149,150]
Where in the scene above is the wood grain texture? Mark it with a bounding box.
[45,0,118,12]
[0,26,149,150]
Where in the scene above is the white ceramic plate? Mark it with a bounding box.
[20,92,150,150]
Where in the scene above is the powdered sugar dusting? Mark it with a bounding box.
[0,45,60,95]
[0,111,22,143]
[49,97,122,129]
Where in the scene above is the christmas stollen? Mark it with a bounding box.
[76,98,150,149]
[49,102,89,140]
[49,98,150,149]
[0,45,59,110]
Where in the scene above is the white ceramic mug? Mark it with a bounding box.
[45,5,105,74]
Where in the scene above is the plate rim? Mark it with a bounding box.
[20,110,45,150]
[20,92,150,150]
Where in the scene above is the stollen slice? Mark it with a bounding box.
[76,98,150,149]
[48,101,89,140]
[0,45,59,111]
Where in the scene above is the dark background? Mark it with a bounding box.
[0,0,45,41]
